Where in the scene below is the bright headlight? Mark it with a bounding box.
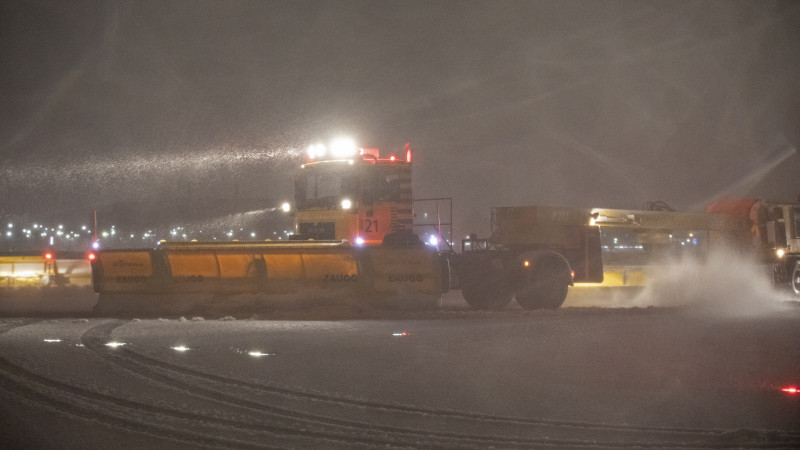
[341,198,352,210]
[776,248,785,258]
[330,137,357,158]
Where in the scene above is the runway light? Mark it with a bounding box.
[171,345,192,352]
[43,338,62,343]
[781,386,798,394]
[392,332,410,337]
[105,341,126,348]
[248,350,275,357]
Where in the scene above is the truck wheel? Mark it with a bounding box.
[792,261,800,297]
[459,256,513,310]
[515,257,570,310]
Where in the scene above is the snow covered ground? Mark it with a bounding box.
[1,291,799,448]
[1,251,799,448]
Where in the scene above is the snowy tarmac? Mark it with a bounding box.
[1,290,799,448]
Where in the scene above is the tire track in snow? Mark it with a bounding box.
[1,319,533,449]
[0,361,283,449]
[81,320,613,448]
[0,320,399,449]
[79,319,800,449]
[0,320,350,449]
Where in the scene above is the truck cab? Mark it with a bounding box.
[293,139,413,246]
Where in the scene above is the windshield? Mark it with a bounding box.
[296,164,359,209]
[295,161,410,210]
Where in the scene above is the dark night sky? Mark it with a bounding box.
[2,0,799,236]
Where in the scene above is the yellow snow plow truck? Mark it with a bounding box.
[90,138,799,315]
[91,141,447,315]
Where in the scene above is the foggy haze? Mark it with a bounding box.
[2,0,799,237]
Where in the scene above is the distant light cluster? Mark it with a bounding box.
[3,221,92,248]
[1,220,294,252]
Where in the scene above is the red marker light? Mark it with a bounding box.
[44,252,53,260]
[781,386,798,394]
[87,252,96,261]
[406,148,412,163]
[389,155,397,161]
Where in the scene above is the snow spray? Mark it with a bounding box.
[630,247,792,317]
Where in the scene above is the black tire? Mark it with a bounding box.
[792,261,800,297]
[458,255,514,310]
[515,256,570,310]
